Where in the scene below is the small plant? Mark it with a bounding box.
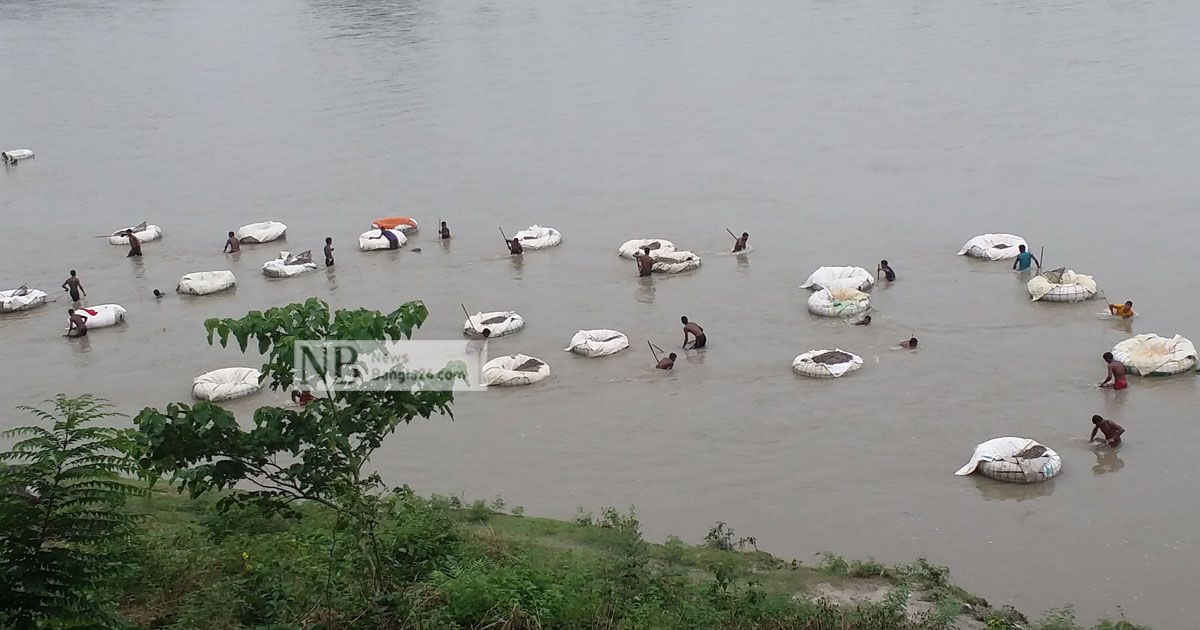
[0,395,144,627]
[510,505,525,517]
[574,507,594,526]
[465,499,493,523]
[818,552,850,575]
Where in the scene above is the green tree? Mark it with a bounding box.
[0,395,143,627]
[132,298,455,588]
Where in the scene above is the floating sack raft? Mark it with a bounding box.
[2,148,34,162]
[0,287,48,313]
[563,329,629,357]
[358,229,408,251]
[192,367,263,402]
[650,250,701,274]
[262,251,317,278]
[71,304,126,329]
[956,437,1062,483]
[372,217,418,233]
[463,311,525,337]
[1027,268,1097,302]
[799,266,875,292]
[1112,333,1197,376]
[514,225,562,249]
[956,234,1027,260]
[792,349,863,378]
[108,222,163,246]
[236,221,287,244]
[177,271,236,296]
[482,354,550,386]
[807,286,870,317]
[618,239,677,258]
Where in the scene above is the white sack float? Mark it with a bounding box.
[108,222,163,246]
[955,437,1062,484]
[1112,334,1197,376]
[956,234,1027,260]
[514,225,562,250]
[177,271,236,296]
[358,229,408,251]
[618,239,677,259]
[651,250,701,274]
[0,287,48,313]
[807,286,870,317]
[481,354,550,386]
[463,311,525,337]
[191,367,263,402]
[262,251,317,278]
[2,149,34,163]
[799,266,875,292]
[792,349,863,379]
[236,221,287,244]
[71,304,126,329]
[1028,268,1097,302]
[563,329,629,357]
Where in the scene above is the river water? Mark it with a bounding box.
[3,0,1198,625]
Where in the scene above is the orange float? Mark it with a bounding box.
[371,217,418,233]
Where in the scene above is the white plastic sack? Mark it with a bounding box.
[482,354,550,386]
[1112,334,1198,376]
[514,225,562,249]
[956,234,1027,260]
[955,437,1062,483]
[262,251,317,278]
[177,271,236,296]
[463,311,525,337]
[1027,269,1097,302]
[108,223,163,246]
[2,149,34,162]
[236,221,288,244]
[651,250,701,274]
[799,266,875,291]
[618,239,677,259]
[71,304,126,329]
[807,287,869,317]
[792,349,863,378]
[191,367,263,402]
[358,229,408,251]
[563,329,629,357]
[1,288,48,313]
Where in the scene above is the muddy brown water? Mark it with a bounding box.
[3,0,1199,625]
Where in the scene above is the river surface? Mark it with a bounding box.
[3,0,1199,625]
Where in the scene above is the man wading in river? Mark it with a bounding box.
[1098,352,1128,390]
[681,316,706,349]
[635,247,654,277]
[223,231,240,253]
[1090,415,1125,447]
[61,270,86,304]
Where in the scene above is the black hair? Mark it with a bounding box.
[1092,415,1103,424]
[680,316,688,324]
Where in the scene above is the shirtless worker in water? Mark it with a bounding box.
[65,308,88,338]
[636,247,654,277]
[1098,352,1128,390]
[1090,415,1125,447]
[681,316,706,349]
[223,231,240,253]
[61,270,86,303]
[507,237,523,255]
[732,231,749,253]
[656,352,677,369]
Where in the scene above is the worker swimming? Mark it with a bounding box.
[681,316,706,349]
[1090,415,1125,447]
[900,336,918,349]
[1012,244,1040,272]
[1108,300,1135,318]
[1098,352,1128,390]
[656,353,677,370]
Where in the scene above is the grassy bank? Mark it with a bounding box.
[109,488,1142,629]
